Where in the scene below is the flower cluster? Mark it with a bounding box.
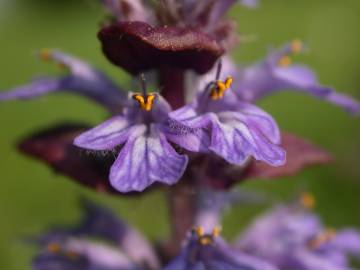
[1,1,360,269]
[30,194,360,270]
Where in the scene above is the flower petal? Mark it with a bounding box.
[232,102,281,144]
[242,132,333,179]
[210,113,285,166]
[110,127,188,192]
[98,21,224,75]
[164,237,278,270]
[32,252,88,270]
[170,102,285,166]
[239,0,259,8]
[273,65,360,114]
[235,43,360,115]
[0,51,125,112]
[74,116,140,151]
[33,239,139,270]
[76,199,161,269]
[0,77,61,100]
[101,0,153,23]
[212,112,285,166]
[332,229,360,258]
[165,117,211,152]
[292,249,347,270]
[207,0,237,24]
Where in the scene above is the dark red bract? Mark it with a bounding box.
[98,21,224,75]
[190,132,334,190]
[18,123,118,194]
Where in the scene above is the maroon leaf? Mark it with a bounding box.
[17,123,120,194]
[242,132,334,179]
[98,21,224,75]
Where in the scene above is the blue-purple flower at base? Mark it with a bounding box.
[33,239,141,270]
[27,193,360,270]
[163,228,279,270]
[31,199,160,270]
[235,195,360,270]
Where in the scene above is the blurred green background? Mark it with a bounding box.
[0,0,359,269]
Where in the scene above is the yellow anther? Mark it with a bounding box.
[209,76,233,100]
[308,228,337,249]
[291,39,303,54]
[193,226,204,237]
[192,226,221,246]
[224,76,233,89]
[199,236,213,245]
[47,242,61,253]
[212,226,222,238]
[278,55,292,67]
[216,80,226,92]
[132,93,156,111]
[40,48,52,61]
[299,192,315,209]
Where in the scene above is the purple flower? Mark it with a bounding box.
[33,239,140,270]
[31,199,160,270]
[235,195,360,270]
[0,50,191,193]
[239,0,259,8]
[102,0,154,24]
[163,226,279,270]
[193,189,265,233]
[169,62,286,167]
[227,40,360,114]
[73,76,189,192]
[0,49,125,113]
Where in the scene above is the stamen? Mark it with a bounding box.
[210,76,233,100]
[192,226,221,246]
[308,228,336,249]
[215,61,222,80]
[132,74,156,111]
[40,48,52,61]
[291,39,303,54]
[199,235,213,245]
[47,242,61,253]
[193,226,204,237]
[140,73,147,97]
[278,55,292,67]
[132,93,156,111]
[299,192,315,209]
[39,48,67,70]
[212,226,222,238]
